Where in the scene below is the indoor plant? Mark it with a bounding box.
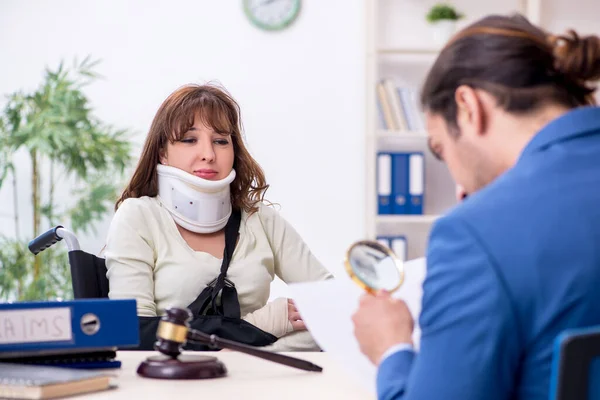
[426,3,464,45]
[0,57,132,301]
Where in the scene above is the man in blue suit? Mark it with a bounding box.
[352,14,600,400]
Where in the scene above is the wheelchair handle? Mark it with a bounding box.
[28,226,81,254]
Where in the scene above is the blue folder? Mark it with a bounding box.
[407,152,424,215]
[392,153,409,214]
[377,152,393,214]
[376,235,407,261]
[0,299,139,357]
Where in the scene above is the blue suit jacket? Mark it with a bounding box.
[377,106,600,400]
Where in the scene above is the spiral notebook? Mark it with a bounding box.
[0,363,116,399]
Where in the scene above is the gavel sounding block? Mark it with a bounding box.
[137,354,227,379]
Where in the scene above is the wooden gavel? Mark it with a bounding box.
[153,307,323,373]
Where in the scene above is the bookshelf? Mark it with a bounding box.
[365,0,542,260]
[377,48,441,55]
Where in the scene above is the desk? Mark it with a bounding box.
[80,351,375,399]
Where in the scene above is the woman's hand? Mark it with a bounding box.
[287,299,306,331]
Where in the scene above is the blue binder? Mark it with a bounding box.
[407,152,424,215]
[376,236,391,249]
[0,299,139,356]
[377,152,393,214]
[390,235,408,261]
[376,235,407,261]
[392,153,409,214]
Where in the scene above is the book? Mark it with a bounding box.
[0,362,115,399]
[376,81,398,130]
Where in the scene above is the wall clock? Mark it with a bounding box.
[243,0,302,31]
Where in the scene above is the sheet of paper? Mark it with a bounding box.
[288,257,427,394]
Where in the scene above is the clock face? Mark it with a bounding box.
[243,0,301,31]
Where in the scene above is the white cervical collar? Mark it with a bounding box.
[157,164,236,234]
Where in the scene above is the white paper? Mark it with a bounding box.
[0,307,72,344]
[288,257,427,394]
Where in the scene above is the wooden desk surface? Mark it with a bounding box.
[79,351,375,400]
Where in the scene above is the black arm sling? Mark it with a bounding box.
[136,209,278,350]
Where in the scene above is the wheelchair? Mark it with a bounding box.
[28,225,109,299]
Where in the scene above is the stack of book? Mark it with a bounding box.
[0,362,116,399]
[376,78,425,132]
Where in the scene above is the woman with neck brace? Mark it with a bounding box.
[104,84,332,351]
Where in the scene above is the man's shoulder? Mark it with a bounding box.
[446,169,542,233]
[428,172,545,276]
[434,163,597,287]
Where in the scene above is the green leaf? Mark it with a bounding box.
[68,174,121,235]
[0,56,133,300]
[0,155,12,192]
[426,3,464,22]
[0,236,72,301]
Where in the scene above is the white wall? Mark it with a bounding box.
[0,0,367,296]
[2,0,599,299]
[540,0,600,35]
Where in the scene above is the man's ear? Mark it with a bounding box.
[455,184,468,201]
[455,85,485,138]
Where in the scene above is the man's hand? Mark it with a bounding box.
[352,291,414,365]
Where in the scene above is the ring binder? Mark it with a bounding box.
[0,299,139,357]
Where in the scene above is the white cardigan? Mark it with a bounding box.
[104,196,333,351]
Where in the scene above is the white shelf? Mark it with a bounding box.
[377,47,440,55]
[376,130,427,139]
[365,0,543,259]
[377,214,440,224]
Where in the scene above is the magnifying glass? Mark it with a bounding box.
[344,240,404,293]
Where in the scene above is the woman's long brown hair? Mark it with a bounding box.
[115,83,269,214]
